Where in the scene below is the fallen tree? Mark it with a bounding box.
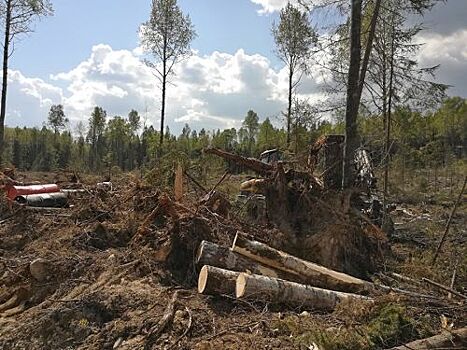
[236,273,371,311]
[386,327,467,350]
[205,147,275,176]
[196,240,306,283]
[205,147,385,278]
[232,232,373,293]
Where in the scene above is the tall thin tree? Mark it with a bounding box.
[342,0,363,189]
[0,0,52,164]
[141,0,196,148]
[272,2,317,148]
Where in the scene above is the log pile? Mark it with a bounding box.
[197,232,375,311]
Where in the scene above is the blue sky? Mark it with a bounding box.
[11,0,280,78]
[5,0,467,132]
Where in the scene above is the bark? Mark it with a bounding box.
[287,63,293,147]
[197,240,305,283]
[160,58,167,148]
[342,0,362,189]
[205,147,274,176]
[356,0,382,103]
[322,135,345,189]
[0,0,12,165]
[236,273,371,311]
[383,20,395,227]
[232,232,373,293]
[198,265,240,296]
[386,327,467,350]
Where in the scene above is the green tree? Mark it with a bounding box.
[128,109,141,134]
[141,0,196,147]
[257,118,275,151]
[87,106,107,171]
[48,104,69,134]
[240,110,259,156]
[272,2,316,147]
[106,116,130,170]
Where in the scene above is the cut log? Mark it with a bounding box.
[236,273,371,311]
[196,240,305,283]
[198,265,240,296]
[386,327,467,350]
[232,232,373,293]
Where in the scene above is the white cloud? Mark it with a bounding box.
[249,0,332,14]
[250,0,301,14]
[417,29,467,96]
[6,70,63,126]
[6,44,325,132]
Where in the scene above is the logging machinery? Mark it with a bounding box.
[206,134,384,226]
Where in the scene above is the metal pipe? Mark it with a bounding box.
[15,192,68,208]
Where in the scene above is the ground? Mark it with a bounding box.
[0,169,465,350]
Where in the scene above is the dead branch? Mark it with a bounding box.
[422,278,467,301]
[184,170,208,194]
[167,306,192,350]
[432,175,467,265]
[144,290,179,350]
[448,258,459,300]
[205,148,273,176]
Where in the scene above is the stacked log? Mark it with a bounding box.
[197,234,375,311]
[196,240,307,283]
[198,265,240,296]
[232,232,373,294]
[236,273,371,311]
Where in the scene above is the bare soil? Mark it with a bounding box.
[0,171,465,349]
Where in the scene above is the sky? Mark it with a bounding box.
[5,0,467,133]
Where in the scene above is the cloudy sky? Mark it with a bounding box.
[5,0,467,133]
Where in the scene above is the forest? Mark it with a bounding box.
[0,0,466,349]
[2,96,465,175]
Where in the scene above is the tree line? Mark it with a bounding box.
[0,0,463,192]
[1,96,464,174]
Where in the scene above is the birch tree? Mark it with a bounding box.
[141,0,196,148]
[272,2,317,148]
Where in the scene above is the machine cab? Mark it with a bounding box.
[258,149,282,165]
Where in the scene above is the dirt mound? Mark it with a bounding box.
[4,171,457,350]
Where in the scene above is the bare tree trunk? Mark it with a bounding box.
[342,0,362,189]
[287,63,293,147]
[232,232,372,293]
[236,273,371,311]
[386,327,467,350]
[160,59,167,148]
[197,240,309,284]
[294,118,299,155]
[383,19,395,226]
[356,0,381,103]
[0,0,12,165]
